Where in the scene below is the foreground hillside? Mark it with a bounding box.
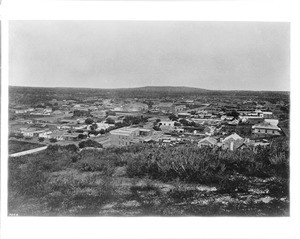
[8,140,289,216]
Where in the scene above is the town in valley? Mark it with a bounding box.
[8,86,290,216]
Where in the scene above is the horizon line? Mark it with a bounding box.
[8,84,290,92]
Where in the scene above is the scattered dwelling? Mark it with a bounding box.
[153,103,175,114]
[204,126,215,136]
[221,115,234,121]
[198,137,218,148]
[21,128,49,138]
[264,118,279,126]
[159,121,175,127]
[16,119,33,124]
[252,122,281,135]
[73,109,90,117]
[193,118,221,125]
[110,127,152,147]
[49,130,66,141]
[228,119,239,125]
[38,130,53,139]
[52,110,63,115]
[63,132,87,141]
[96,122,114,131]
[91,110,107,119]
[88,106,98,111]
[262,111,273,119]
[48,130,87,141]
[175,105,186,113]
[178,112,191,118]
[159,121,176,133]
[221,133,244,151]
[125,103,149,112]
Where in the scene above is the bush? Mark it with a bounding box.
[44,170,114,215]
[38,137,45,142]
[78,139,103,149]
[85,118,94,125]
[50,138,57,143]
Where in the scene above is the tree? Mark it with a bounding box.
[38,137,45,142]
[153,126,161,131]
[85,118,94,125]
[226,110,239,119]
[106,118,115,124]
[89,130,99,136]
[92,123,98,129]
[174,122,181,127]
[50,138,57,143]
[168,114,178,121]
[179,118,189,126]
[99,129,106,135]
[106,110,116,116]
[78,139,103,149]
[78,134,86,140]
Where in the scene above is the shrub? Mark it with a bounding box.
[50,138,57,143]
[44,170,114,215]
[78,139,103,149]
[38,137,45,142]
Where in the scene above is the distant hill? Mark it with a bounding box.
[9,85,289,107]
[124,86,210,93]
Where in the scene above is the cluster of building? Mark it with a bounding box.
[9,95,285,151]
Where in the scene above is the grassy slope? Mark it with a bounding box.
[8,142,289,216]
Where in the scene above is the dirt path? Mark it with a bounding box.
[9,146,48,157]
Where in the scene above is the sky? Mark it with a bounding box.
[9,21,290,91]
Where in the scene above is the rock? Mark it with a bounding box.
[255,196,273,204]
[101,202,117,210]
[121,200,141,208]
[196,186,217,192]
[191,199,210,206]
[113,167,127,177]
[156,183,175,193]
[249,188,269,194]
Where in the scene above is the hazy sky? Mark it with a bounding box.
[9,21,290,91]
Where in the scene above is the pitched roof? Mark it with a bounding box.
[199,137,217,145]
[223,133,242,142]
[252,122,281,130]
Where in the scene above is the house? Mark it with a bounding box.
[178,112,191,118]
[38,130,53,139]
[264,119,279,126]
[198,137,218,148]
[228,119,240,125]
[252,122,281,135]
[96,123,113,131]
[109,127,152,146]
[49,130,67,141]
[52,110,63,115]
[153,103,175,114]
[221,115,234,121]
[110,127,140,146]
[204,126,215,136]
[175,105,186,113]
[91,110,107,118]
[221,133,244,151]
[62,132,87,141]
[73,109,90,117]
[21,128,48,138]
[159,121,175,127]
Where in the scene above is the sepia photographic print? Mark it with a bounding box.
[8,20,290,217]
